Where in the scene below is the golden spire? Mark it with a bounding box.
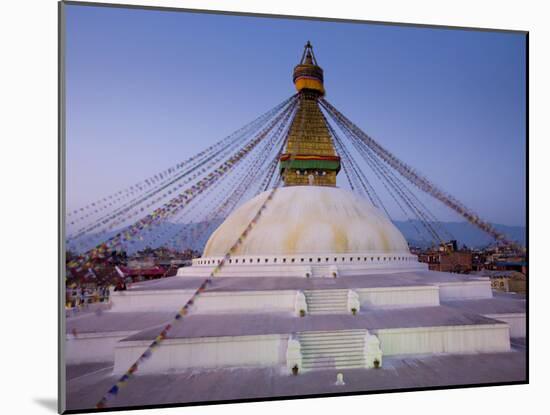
[280,42,340,187]
[293,41,325,96]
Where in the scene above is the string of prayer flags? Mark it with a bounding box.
[95,157,287,409]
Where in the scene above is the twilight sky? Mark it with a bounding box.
[65,4,526,227]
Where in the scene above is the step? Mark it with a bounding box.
[304,356,365,361]
[306,300,348,305]
[307,308,348,313]
[300,340,365,350]
[299,337,365,347]
[303,360,366,369]
[302,351,365,359]
[307,303,347,307]
[303,354,364,360]
[296,329,367,338]
[303,363,366,370]
[307,301,348,309]
[302,342,363,347]
[305,290,348,293]
[307,302,347,305]
[301,345,364,352]
[303,360,366,367]
[305,294,348,299]
[304,357,365,363]
[304,289,349,295]
[303,349,363,355]
[306,301,347,304]
[307,308,348,312]
[298,332,365,339]
[300,339,365,350]
[306,302,348,305]
[299,337,364,343]
[302,343,364,349]
[302,347,364,358]
[306,307,351,314]
[300,339,365,349]
[303,354,365,360]
[302,355,366,362]
[304,289,349,294]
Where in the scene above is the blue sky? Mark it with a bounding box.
[65,4,526,227]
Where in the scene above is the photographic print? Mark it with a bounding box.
[60,2,527,413]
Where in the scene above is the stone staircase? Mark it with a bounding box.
[298,329,367,370]
[304,289,349,315]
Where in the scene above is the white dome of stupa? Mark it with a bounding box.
[203,186,410,257]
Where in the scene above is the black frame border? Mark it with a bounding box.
[58,1,529,414]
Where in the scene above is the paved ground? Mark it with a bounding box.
[65,339,526,412]
[493,290,527,300]
[126,271,486,293]
[66,362,113,381]
[65,302,112,319]
[443,297,526,314]
[66,311,175,334]
[121,306,505,341]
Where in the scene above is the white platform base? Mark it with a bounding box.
[373,323,511,356]
[112,322,511,375]
[71,273,521,370]
[437,280,493,300]
[357,285,440,309]
[114,334,288,375]
[110,282,490,314]
[178,252,428,278]
[485,313,526,338]
[110,289,197,313]
[66,331,136,364]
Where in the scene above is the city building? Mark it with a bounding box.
[474,269,527,293]
[417,249,473,273]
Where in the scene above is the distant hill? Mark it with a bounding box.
[68,220,224,254]
[69,218,525,254]
[393,220,525,249]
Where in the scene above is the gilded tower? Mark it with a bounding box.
[280,42,341,187]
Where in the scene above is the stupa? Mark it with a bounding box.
[65,43,525,409]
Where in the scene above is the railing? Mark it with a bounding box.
[347,289,360,314]
[295,291,308,316]
[364,331,383,368]
[286,334,303,373]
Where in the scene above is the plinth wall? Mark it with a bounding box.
[374,324,511,356]
[114,334,288,375]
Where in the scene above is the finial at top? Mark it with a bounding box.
[299,41,318,66]
[293,41,324,96]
